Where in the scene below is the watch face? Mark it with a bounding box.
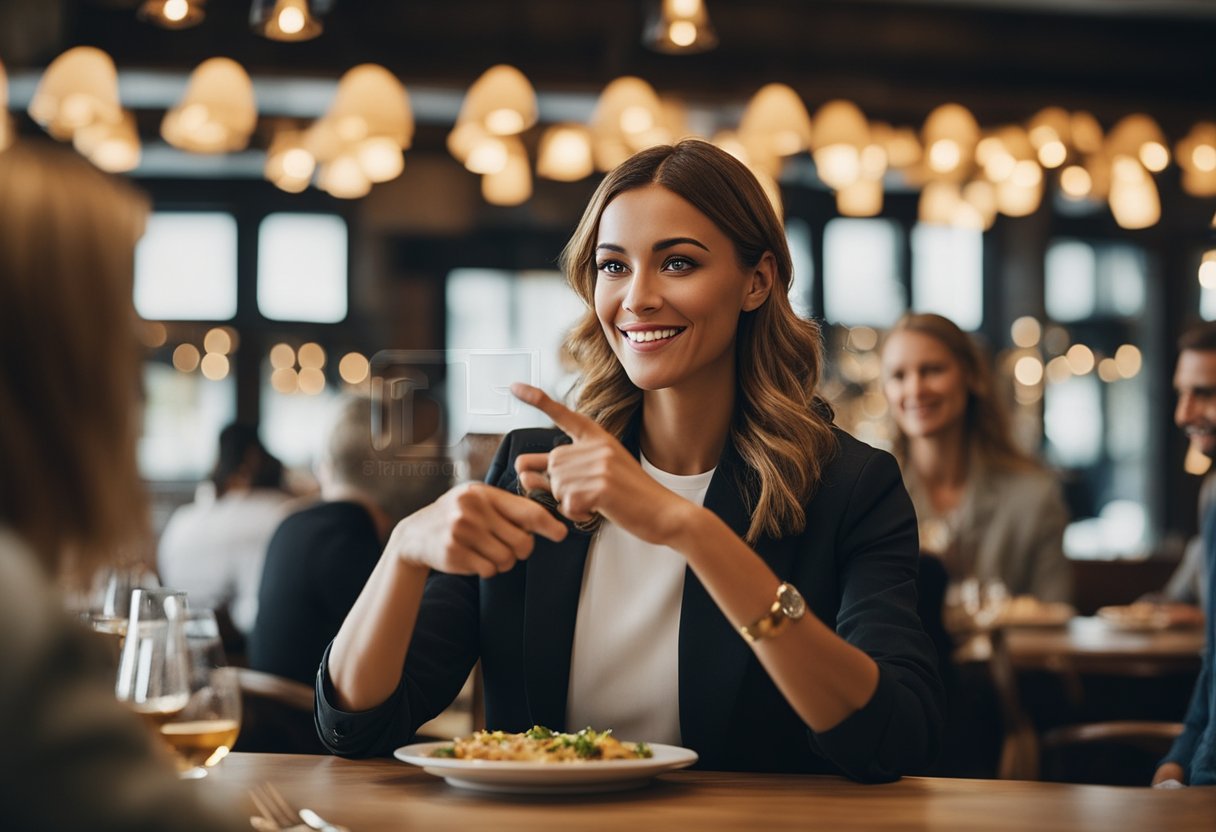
[778,583,806,619]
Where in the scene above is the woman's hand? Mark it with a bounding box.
[511,382,697,547]
[386,482,569,579]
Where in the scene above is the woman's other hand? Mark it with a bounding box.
[386,482,568,579]
[511,382,697,546]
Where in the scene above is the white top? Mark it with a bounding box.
[565,454,715,746]
[157,488,294,633]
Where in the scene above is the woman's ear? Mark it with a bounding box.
[742,251,777,312]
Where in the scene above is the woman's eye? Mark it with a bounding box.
[596,260,627,275]
[664,256,696,272]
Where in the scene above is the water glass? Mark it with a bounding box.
[115,588,191,728]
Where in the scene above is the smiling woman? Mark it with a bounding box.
[318,140,943,783]
[881,312,1072,603]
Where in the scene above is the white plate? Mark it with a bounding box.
[1097,605,1170,632]
[393,740,698,794]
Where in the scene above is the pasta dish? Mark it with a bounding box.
[431,725,653,762]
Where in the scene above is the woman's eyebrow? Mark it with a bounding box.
[595,237,711,254]
[654,237,710,252]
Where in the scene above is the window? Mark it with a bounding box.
[257,214,349,323]
[135,213,238,321]
[1044,374,1103,467]
[139,362,236,480]
[445,269,584,436]
[785,218,815,319]
[260,379,340,469]
[1043,237,1152,555]
[1045,241,1096,322]
[911,224,983,331]
[822,219,904,327]
[1046,240,1146,322]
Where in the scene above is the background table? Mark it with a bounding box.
[201,752,1216,832]
[1003,616,1205,675]
[952,617,1205,780]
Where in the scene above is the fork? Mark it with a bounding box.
[250,782,347,832]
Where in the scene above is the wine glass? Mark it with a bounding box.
[115,588,190,731]
[159,608,242,779]
[959,577,1010,630]
[89,564,162,651]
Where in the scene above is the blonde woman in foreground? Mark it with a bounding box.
[0,141,241,831]
[320,140,943,782]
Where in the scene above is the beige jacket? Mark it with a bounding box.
[904,460,1073,603]
[0,528,241,832]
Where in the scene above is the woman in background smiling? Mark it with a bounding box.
[881,312,1071,603]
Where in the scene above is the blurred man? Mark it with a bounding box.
[158,424,294,635]
[1154,323,1216,787]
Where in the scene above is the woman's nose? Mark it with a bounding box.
[623,272,662,315]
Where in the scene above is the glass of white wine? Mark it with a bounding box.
[159,608,242,779]
[90,564,161,655]
[115,588,191,733]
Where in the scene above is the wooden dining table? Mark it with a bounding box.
[957,615,1206,676]
[1003,616,1206,675]
[200,752,1216,831]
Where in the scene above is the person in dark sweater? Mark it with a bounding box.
[249,396,449,685]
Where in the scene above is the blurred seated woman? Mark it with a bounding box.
[318,140,943,782]
[0,141,239,831]
[881,312,1071,604]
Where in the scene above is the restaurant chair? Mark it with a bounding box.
[987,627,1041,780]
[233,667,325,754]
[1039,720,1183,785]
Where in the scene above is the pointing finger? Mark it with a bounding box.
[510,383,599,441]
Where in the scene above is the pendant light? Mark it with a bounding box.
[811,100,869,191]
[139,0,205,29]
[74,110,141,172]
[537,124,594,182]
[1177,122,1216,198]
[738,84,812,173]
[922,103,979,181]
[250,0,324,41]
[645,0,718,54]
[457,65,537,137]
[28,47,122,141]
[482,137,531,206]
[161,58,256,153]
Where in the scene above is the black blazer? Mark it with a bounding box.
[316,426,944,782]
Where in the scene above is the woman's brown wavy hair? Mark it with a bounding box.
[885,312,1038,473]
[0,141,150,587]
[559,139,836,544]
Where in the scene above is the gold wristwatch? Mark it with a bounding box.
[739,582,807,643]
